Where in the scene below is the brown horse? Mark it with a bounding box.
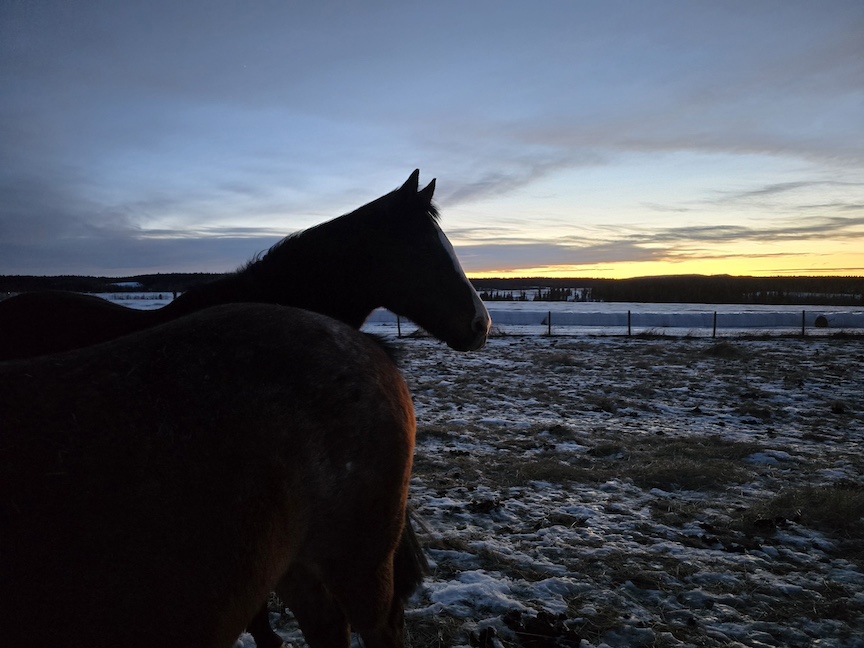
[0,304,417,648]
[0,170,490,361]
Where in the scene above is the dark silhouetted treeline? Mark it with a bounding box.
[471,275,864,305]
[0,273,225,295]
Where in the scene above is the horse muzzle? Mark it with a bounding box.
[446,310,491,352]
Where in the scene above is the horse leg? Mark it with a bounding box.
[275,564,351,648]
[317,558,405,648]
[354,595,405,648]
[246,603,285,648]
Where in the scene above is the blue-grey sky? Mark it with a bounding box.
[2,1,862,277]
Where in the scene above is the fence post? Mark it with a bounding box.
[627,310,631,336]
[397,314,402,338]
[547,311,552,336]
[802,310,806,337]
[713,311,717,338]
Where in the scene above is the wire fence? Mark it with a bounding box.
[366,308,864,339]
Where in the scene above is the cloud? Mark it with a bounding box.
[0,233,282,276]
[713,181,864,203]
[645,215,864,246]
[0,165,287,274]
[454,241,666,273]
[725,182,835,199]
[641,203,695,214]
[0,171,133,243]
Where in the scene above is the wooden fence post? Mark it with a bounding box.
[397,314,402,338]
[627,310,631,336]
[802,310,806,337]
[713,311,717,338]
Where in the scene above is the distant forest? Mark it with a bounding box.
[0,273,223,295]
[1,273,862,306]
[472,275,864,306]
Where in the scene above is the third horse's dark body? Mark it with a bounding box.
[0,305,417,648]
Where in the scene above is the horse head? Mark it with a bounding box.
[230,170,491,351]
[374,170,491,352]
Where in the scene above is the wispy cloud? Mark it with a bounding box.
[0,234,280,276]
[713,181,864,203]
[630,215,864,246]
[455,241,666,272]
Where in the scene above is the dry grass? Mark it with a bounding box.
[742,482,864,535]
[622,437,757,492]
[496,455,602,488]
[414,431,762,494]
[739,482,864,565]
[405,614,465,648]
[701,341,745,359]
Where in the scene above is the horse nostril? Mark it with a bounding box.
[473,314,491,335]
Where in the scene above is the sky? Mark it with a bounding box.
[2,1,862,279]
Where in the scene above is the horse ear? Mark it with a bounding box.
[400,169,420,193]
[418,178,436,203]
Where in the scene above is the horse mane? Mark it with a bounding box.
[236,181,440,276]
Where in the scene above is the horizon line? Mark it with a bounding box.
[1,272,863,282]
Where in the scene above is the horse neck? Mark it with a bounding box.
[259,225,381,327]
[161,233,378,328]
[159,274,251,319]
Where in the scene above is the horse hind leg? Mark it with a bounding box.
[322,559,405,648]
[275,564,351,648]
[357,518,428,648]
[277,558,404,648]
[354,595,405,648]
[246,603,286,648]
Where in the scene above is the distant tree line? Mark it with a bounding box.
[479,290,530,301]
[472,275,864,306]
[479,287,593,302]
[0,273,224,295]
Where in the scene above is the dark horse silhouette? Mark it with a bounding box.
[0,170,490,361]
[0,304,418,648]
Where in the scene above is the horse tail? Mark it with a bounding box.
[392,507,429,602]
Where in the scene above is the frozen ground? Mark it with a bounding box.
[92,295,863,646]
[246,333,864,648]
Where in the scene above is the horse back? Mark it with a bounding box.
[0,304,415,648]
[0,291,160,360]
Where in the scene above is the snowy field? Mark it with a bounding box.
[236,334,862,648]
[97,293,864,338]
[479,302,864,338]
[93,295,864,646]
